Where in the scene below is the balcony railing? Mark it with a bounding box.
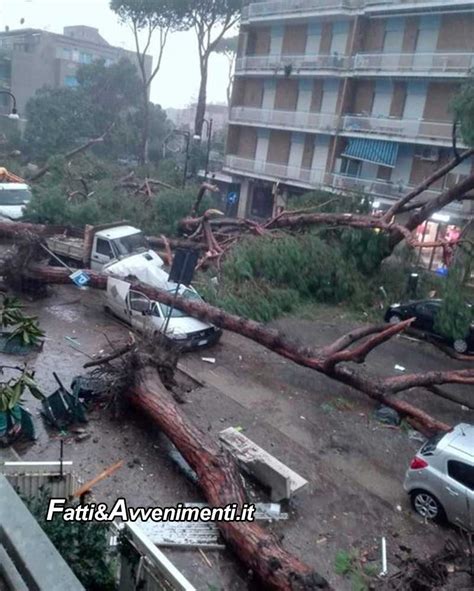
[225,155,326,185]
[236,53,348,72]
[327,173,467,212]
[243,0,474,21]
[230,106,339,132]
[342,115,457,144]
[243,0,358,20]
[353,52,474,75]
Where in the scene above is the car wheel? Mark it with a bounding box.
[453,339,468,354]
[411,490,445,522]
[388,313,402,325]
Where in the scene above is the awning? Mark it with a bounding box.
[342,138,399,168]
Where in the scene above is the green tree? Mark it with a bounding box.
[110,0,187,165]
[182,1,241,136]
[215,35,238,105]
[452,77,474,147]
[434,268,473,343]
[26,493,115,591]
[23,87,94,160]
[23,58,143,161]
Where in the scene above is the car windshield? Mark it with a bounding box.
[0,188,32,206]
[160,288,202,319]
[113,232,148,256]
[420,432,445,456]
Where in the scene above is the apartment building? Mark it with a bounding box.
[224,0,474,249]
[0,26,151,115]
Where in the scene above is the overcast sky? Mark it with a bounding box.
[1,0,233,109]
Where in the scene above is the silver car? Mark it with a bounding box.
[404,423,474,530]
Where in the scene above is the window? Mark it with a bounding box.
[420,432,445,456]
[159,289,202,319]
[64,76,78,87]
[62,47,72,60]
[113,232,148,256]
[95,238,113,257]
[447,460,474,490]
[341,158,361,178]
[0,188,31,206]
[79,52,92,64]
[129,291,151,314]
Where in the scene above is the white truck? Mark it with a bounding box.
[0,183,32,221]
[46,223,163,272]
[105,260,221,349]
[48,222,221,349]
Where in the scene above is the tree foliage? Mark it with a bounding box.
[110,0,188,163]
[180,0,241,134]
[23,58,170,162]
[452,77,474,147]
[434,269,474,341]
[26,492,115,591]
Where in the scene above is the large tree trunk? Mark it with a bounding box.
[388,173,474,249]
[24,264,469,436]
[194,55,209,138]
[140,88,150,166]
[131,367,330,590]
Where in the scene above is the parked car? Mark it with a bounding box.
[105,276,222,350]
[0,182,32,220]
[384,299,474,354]
[404,423,474,530]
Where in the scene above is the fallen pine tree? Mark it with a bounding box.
[23,263,472,435]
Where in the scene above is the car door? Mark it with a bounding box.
[91,237,114,271]
[127,290,152,333]
[445,459,474,530]
[413,302,436,333]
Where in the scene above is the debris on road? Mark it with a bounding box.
[219,427,308,501]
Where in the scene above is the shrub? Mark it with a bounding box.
[25,492,116,591]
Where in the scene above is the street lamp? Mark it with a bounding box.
[163,129,191,188]
[0,91,19,119]
[194,117,213,178]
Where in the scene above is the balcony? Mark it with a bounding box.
[224,155,326,186]
[235,53,348,75]
[353,52,474,77]
[341,115,462,146]
[230,106,339,133]
[242,1,474,22]
[326,174,466,214]
[242,0,358,22]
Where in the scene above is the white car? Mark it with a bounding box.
[106,276,221,349]
[0,183,32,220]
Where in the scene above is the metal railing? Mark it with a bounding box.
[230,106,339,132]
[353,52,474,75]
[1,461,77,498]
[342,115,456,143]
[243,0,474,20]
[244,0,358,19]
[328,173,468,212]
[225,155,326,185]
[326,173,465,212]
[236,53,348,72]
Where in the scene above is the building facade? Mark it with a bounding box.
[224,0,474,240]
[0,26,152,115]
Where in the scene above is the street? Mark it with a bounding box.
[4,285,472,589]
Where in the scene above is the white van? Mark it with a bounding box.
[0,183,32,220]
[106,276,221,349]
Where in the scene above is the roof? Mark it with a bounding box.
[96,225,141,240]
[0,183,30,190]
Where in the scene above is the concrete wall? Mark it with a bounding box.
[0,475,84,590]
